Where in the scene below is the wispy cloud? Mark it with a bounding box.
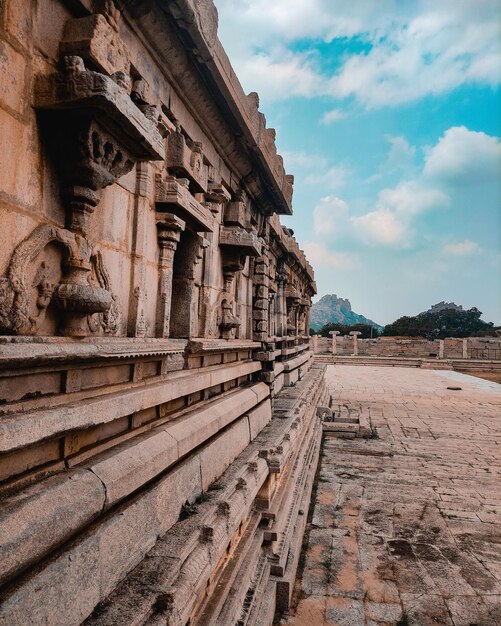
[281,151,328,171]
[352,209,408,246]
[303,241,358,269]
[305,165,350,190]
[312,196,349,237]
[320,108,347,125]
[443,240,481,256]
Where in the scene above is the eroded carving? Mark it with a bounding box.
[36,52,163,236]
[0,224,119,337]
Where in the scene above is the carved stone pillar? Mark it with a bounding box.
[329,330,341,355]
[312,335,319,353]
[462,338,468,359]
[220,261,242,340]
[170,234,209,338]
[276,273,286,337]
[304,302,311,337]
[197,184,230,338]
[438,339,445,359]
[349,331,362,356]
[155,213,185,338]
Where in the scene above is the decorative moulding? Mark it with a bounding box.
[219,226,263,258]
[155,174,214,233]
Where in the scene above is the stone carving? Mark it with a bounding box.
[167,130,208,192]
[223,189,248,227]
[203,181,231,217]
[35,52,163,235]
[219,226,262,257]
[60,10,130,77]
[0,224,119,337]
[219,297,240,339]
[155,173,214,232]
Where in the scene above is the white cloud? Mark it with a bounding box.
[320,109,346,125]
[349,181,449,246]
[312,196,349,237]
[443,240,481,256]
[235,48,320,101]
[423,126,501,183]
[352,209,407,246]
[305,165,350,190]
[215,0,501,107]
[281,151,327,171]
[386,136,416,169]
[377,181,449,216]
[303,241,358,269]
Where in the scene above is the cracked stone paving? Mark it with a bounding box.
[285,365,501,626]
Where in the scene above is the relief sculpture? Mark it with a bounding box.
[0,224,119,337]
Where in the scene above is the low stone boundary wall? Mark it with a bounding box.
[311,336,501,360]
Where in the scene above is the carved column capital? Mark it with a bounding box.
[155,213,185,248]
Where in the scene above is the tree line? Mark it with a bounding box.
[312,308,499,340]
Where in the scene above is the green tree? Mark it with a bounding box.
[383,307,497,339]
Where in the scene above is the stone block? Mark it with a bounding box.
[200,418,250,490]
[254,298,268,310]
[253,309,268,321]
[251,382,271,403]
[88,430,179,507]
[247,399,272,439]
[0,456,204,626]
[0,469,105,585]
[0,530,102,626]
[60,14,130,76]
[0,39,27,114]
[0,109,42,211]
[164,384,262,457]
[284,368,299,386]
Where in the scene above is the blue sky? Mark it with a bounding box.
[214,0,501,325]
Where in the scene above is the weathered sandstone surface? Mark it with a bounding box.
[0,1,324,623]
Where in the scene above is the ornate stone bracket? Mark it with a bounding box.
[202,181,231,217]
[35,54,164,236]
[166,129,208,192]
[219,226,263,258]
[223,189,248,227]
[155,172,214,232]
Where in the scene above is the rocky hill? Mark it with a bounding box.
[427,301,464,314]
[310,294,382,331]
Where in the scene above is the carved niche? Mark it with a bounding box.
[0,225,119,337]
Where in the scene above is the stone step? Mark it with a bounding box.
[333,417,359,424]
[322,426,357,438]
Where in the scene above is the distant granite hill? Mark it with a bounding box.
[310,294,383,331]
[426,301,464,314]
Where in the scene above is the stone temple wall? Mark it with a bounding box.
[312,336,501,360]
[0,2,326,624]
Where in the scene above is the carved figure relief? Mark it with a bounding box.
[0,224,119,337]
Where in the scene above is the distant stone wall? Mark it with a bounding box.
[312,336,501,360]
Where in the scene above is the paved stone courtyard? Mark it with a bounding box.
[286,365,501,626]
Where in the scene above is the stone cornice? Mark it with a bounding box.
[133,0,294,216]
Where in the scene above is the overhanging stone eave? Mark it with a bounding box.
[156,0,294,216]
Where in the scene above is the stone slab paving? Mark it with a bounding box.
[285,366,501,626]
